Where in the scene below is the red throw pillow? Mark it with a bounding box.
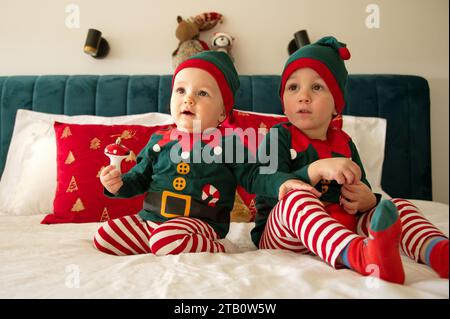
[223,110,288,219]
[224,110,287,155]
[41,122,172,224]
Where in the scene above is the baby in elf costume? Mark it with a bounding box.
[94,51,315,256]
[251,36,449,284]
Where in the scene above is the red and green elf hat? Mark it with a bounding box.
[172,51,240,120]
[280,36,351,116]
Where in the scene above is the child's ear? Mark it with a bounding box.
[332,108,338,116]
[218,108,227,123]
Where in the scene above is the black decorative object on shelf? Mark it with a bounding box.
[83,28,109,59]
[287,30,311,55]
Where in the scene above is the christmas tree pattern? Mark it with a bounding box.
[100,207,110,222]
[90,138,101,150]
[248,198,256,214]
[121,129,136,139]
[125,150,137,162]
[65,151,75,164]
[111,129,136,140]
[61,126,72,139]
[66,176,78,193]
[71,198,85,212]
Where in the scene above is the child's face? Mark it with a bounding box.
[283,68,336,140]
[170,68,226,133]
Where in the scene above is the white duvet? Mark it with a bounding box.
[0,199,448,299]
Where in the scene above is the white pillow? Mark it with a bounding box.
[342,115,390,198]
[0,109,174,216]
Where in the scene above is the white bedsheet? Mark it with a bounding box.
[0,200,448,299]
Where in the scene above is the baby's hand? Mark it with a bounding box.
[100,165,123,195]
[278,179,322,200]
[310,158,362,185]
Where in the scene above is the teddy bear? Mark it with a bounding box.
[172,12,223,69]
[210,32,234,61]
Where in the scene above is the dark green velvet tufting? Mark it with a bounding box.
[0,74,431,200]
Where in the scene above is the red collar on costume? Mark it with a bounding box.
[283,123,351,158]
[154,126,227,152]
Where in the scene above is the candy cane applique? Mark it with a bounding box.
[201,184,220,207]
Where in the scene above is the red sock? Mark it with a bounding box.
[344,200,405,284]
[429,239,449,279]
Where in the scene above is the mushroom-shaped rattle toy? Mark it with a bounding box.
[104,137,130,174]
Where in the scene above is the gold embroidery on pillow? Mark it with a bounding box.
[61,126,72,138]
[71,198,85,212]
[248,198,256,215]
[90,138,101,150]
[125,150,136,162]
[111,129,136,140]
[65,151,75,164]
[66,176,78,193]
[230,191,252,222]
[100,207,110,222]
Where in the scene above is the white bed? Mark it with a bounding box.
[0,199,447,299]
[0,75,448,300]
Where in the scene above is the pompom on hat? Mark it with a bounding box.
[280,36,351,123]
[172,51,240,120]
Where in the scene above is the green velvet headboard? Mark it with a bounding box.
[0,74,431,200]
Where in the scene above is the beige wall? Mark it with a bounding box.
[1,0,448,203]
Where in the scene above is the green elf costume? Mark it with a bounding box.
[105,51,297,240]
[251,36,382,247]
[248,37,448,284]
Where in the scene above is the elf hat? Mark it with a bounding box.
[280,36,351,115]
[172,51,240,119]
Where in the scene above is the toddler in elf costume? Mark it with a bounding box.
[94,51,316,256]
[251,36,449,284]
